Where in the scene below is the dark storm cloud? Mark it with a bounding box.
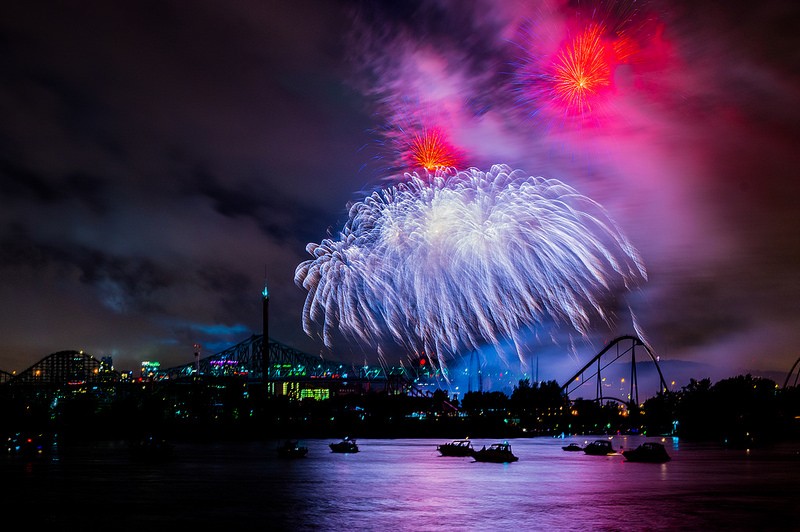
[0,226,171,312]
[0,159,64,203]
[0,159,109,214]
[192,167,341,245]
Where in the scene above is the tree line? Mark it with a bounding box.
[1,373,798,445]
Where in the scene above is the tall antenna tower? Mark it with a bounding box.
[261,267,269,385]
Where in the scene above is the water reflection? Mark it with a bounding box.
[2,436,798,530]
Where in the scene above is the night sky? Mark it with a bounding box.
[1,0,799,385]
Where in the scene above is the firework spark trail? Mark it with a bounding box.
[295,164,646,365]
[407,127,464,172]
[552,23,614,115]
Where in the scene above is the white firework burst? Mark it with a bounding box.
[295,164,646,365]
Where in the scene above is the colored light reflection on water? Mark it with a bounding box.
[2,436,798,529]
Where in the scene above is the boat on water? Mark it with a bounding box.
[277,439,308,458]
[473,442,518,463]
[622,442,671,463]
[583,439,616,456]
[437,439,475,457]
[129,434,174,461]
[562,443,583,452]
[329,437,359,453]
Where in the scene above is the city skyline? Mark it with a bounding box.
[1,0,799,384]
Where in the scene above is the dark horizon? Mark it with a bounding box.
[1,340,794,404]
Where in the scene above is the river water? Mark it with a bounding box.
[3,435,799,531]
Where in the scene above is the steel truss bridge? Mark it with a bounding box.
[560,335,669,407]
[155,334,421,395]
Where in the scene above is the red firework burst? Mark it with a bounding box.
[406,128,463,172]
[551,23,615,115]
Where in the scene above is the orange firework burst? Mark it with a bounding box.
[408,128,462,172]
[551,24,614,115]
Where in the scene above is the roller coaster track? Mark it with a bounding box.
[1,350,120,386]
[784,356,800,389]
[560,335,669,406]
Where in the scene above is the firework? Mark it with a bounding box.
[369,111,469,179]
[406,127,464,173]
[295,164,646,365]
[551,23,615,116]
[511,1,670,124]
[513,20,621,122]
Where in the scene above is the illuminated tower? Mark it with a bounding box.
[262,281,269,385]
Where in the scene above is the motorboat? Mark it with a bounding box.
[472,442,518,463]
[622,442,671,463]
[329,437,359,453]
[562,443,583,452]
[583,439,616,455]
[277,439,308,458]
[437,439,475,457]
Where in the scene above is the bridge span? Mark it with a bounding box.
[153,334,427,398]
